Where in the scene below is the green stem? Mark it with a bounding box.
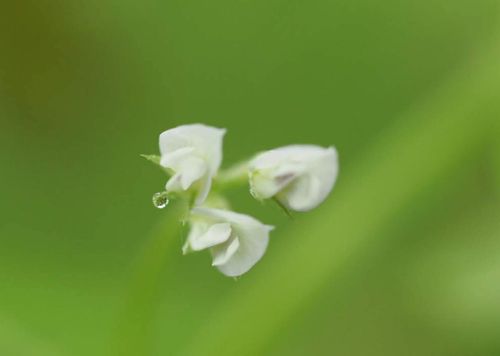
[110,204,184,356]
[214,161,250,190]
[493,124,500,197]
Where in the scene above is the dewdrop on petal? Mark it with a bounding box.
[152,192,169,209]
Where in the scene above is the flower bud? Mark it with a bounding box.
[249,145,338,211]
[159,124,226,205]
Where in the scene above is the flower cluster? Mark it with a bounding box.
[145,124,339,277]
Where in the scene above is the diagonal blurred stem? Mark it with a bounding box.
[110,205,184,356]
[180,29,500,356]
[494,122,500,196]
[0,315,65,356]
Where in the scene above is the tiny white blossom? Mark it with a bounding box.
[249,145,338,212]
[183,207,273,277]
[159,124,226,205]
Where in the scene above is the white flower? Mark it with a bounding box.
[159,124,226,205]
[183,207,273,277]
[248,145,338,212]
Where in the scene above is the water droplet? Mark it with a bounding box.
[152,192,169,209]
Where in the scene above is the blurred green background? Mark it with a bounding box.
[1,0,500,355]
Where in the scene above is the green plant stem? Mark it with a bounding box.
[493,125,500,197]
[110,204,184,356]
[214,161,250,190]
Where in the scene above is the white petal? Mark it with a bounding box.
[164,156,207,192]
[179,156,207,190]
[249,145,338,211]
[160,146,195,169]
[195,175,213,205]
[165,172,182,192]
[192,207,274,277]
[191,207,263,228]
[278,175,321,211]
[159,128,191,156]
[182,222,206,254]
[211,237,240,266]
[284,147,338,211]
[189,222,232,251]
[159,124,226,177]
[214,224,270,277]
[249,162,305,200]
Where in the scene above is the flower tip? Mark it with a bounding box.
[190,123,227,136]
[327,146,339,158]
